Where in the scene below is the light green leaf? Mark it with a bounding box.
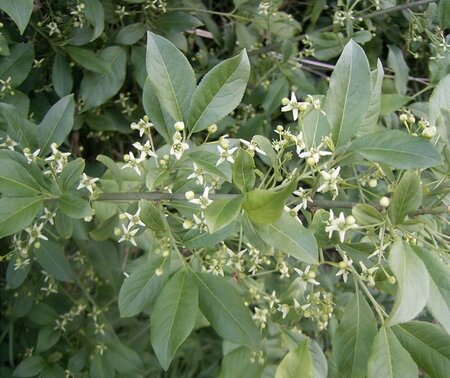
[414,246,450,333]
[0,159,41,196]
[195,272,260,348]
[252,135,278,168]
[118,257,168,317]
[325,40,371,147]
[58,192,92,219]
[253,213,318,264]
[360,59,384,131]
[243,180,296,224]
[351,204,383,226]
[429,74,450,143]
[393,321,450,378]
[0,196,42,238]
[151,271,198,371]
[388,239,430,325]
[38,95,75,156]
[219,346,263,378]
[139,200,166,232]
[52,53,73,98]
[183,223,235,249]
[367,326,418,378]
[84,0,105,41]
[275,339,313,378]
[232,149,256,193]
[389,171,422,225]
[65,46,110,73]
[188,49,250,133]
[387,45,409,95]
[0,0,33,34]
[380,94,411,115]
[89,213,118,241]
[54,210,73,239]
[59,158,85,191]
[0,42,34,86]
[146,32,196,122]
[35,241,75,282]
[80,46,127,110]
[303,108,331,150]
[348,130,442,169]
[331,291,377,378]
[204,195,244,233]
[189,150,231,181]
[12,355,45,377]
[115,23,147,45]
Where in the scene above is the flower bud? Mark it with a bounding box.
[338,261,347,269]
[281,97,289,106]
[421,126,436,139]
[379,196,390,208]
[368,179,377,188]
[299,103,308,112]
[399,114,408,122]
[276,125,284,132]
[388,275,396,285]
[306,157,316,166]
[34,241,41,249]
[174,121,185,131]
[114,227,122,236]
[155,267,164,276]
[119,213,127,220]
[408,115,416,124]
[185,191,195,200]
[345,215,356,226]
[207,124,217,134]
[307,271,316,279]
[162,250,170,258]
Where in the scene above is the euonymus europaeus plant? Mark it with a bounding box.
[1,1,449,377]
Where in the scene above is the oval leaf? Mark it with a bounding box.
[388,171,422,225]
[275,339,314,378]
[204,195,244,233]
[0,196,43,238]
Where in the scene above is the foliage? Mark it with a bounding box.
[0,0,449,377]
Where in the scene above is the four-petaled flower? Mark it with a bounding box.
[188,187,212,209]
[317,167,341,199]
[77,173,99,194]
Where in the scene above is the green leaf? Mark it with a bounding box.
[219,346,263,378]
[60,158,85,191]
[115,23,147,45]
[232,149,256,193]
[80,46,127,110]
[96,154,123,190]
[331,291,377,378]
[253,213,318,264]
[387,45,409,95]
[189,150,231,181]
[388,239,430,325]
[183,223,235,249]
[414,246,450,333]
[380,94,411,115]
[204,195,244,233]
[105,340,144,373]
[36,326,60,353]
[360,60,384,131]
[151,271,198,371]
[194,272,260,348]
[65,46,110,73]
[89,213,118,241]
[429,74,450,143]
[438,0,450,28]
[54,210,73,239]
[252,135,278,168]
[139,200,166,232]
[303,109,331,150]
[188,49,250,133]
[325,40,371,147]
[0,196,42,238]
[84,0,105,42]
[146,31,196,122]
[12,355,45,377]
[0,0,33,34]
[348,130,442,169]
[52,53,73,98]
[153,11,203,33]
[7,257,31,289]
[388,171,421,225]
[38,95,75,156]
[58,192,92,219]
[90,351,114,378]
[0,42,34,86]
[0,31,10,56]
[243,179,296,224]
[118,257,168,317]
[367,326,418,378]
[275,339,313,378]
[351,204,383,226]
[393,321,450,378]
[0,159,41,196]
[0,103,38,150]
[35,241,75,282]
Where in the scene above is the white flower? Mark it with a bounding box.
[299,142,332,163]
[277,303,289,319]
[293,187,313,210]
[281,92,300,121]
[77,173,99,194]
[118,224,139,247]
[187,163,205,185]
[132,140,157,159]
[189,187,212,209]
[40,208,56,225]
[359,262,379,287]
[170,131,189,160]
[335,254,353,283]
[324,210,358,243]
[130,116,153,136]
[240,138,267,156]
[293,265,320,289]
[317,167,341,199]
[23,148,41,164]
[293,132,306,155]
[123,207,145,228]
[25,223,48,245]
[252,307,269,329]
[121,151,145,175]
[0,135,18,150]
[216,145,238,166]
[45,143,71,173]
[284,204,303,224]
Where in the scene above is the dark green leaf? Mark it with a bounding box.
[35,240,75,282]
[38,95,75,156]
[84,0,105,41]
[0,159,41,196]
[438,0,450,28]
[367,326,418,378]
[0,42,34,86]
[115,23,147,45]
[36,326,60,353]
[52,53,73,98]
[188,49,250,133]
[12,355,44,377]
[325,40,371,147]
[0,103,38,150]
[348,130,442,169]
[118,257,168,317]
[388,240,429,325]
[195,272,260,348]
[60,158,85,191]
[58,192,92,219]
[65,46,110,74]
[139,200,166,232]
[153,11,203,33]
[360,60,384,131]
[105,340,144,373]
[389,171,421,225]
[55,210,73,239]
[89,213,118,241]
[232,149,255,193]
[151,271,198,370]
[387,45,409,95]
[6,256,31,289]
[393,321,450,378]
[146,32,196,122]
[0,0,33,34]
[0,196,42,238]
[253,213,318,264]
[331,291,377,378]
[204,195,244,233]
